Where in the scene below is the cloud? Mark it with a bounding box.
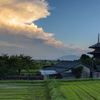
[0,41,24,48]
[70,44,73,46]
[0,0,50,24]
[44,40,63,48]
[0,0,64,48]
[0,0,88,59]
[76,47,84,50]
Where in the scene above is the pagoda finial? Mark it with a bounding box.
[98,33,99,43]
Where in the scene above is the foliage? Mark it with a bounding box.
[40,62,57,67]
[57,59,60,62]
[0,54,40,77]
[46,79,67,100]
[72,66,83,78]
[20,69,41,76]
[79,54,90,60]
[0,60,8,77]
[78,60,100,68]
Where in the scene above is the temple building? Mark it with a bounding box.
[88,34,100,59]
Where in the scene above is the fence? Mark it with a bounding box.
[2,76,43,80]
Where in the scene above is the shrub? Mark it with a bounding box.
[72,66,83,78]
[46,79,67,100]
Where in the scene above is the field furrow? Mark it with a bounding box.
[60,85,80,100]
[0,86,50,100]
[69,85,94,100]
[84,84,100,94]
[77,84,100,100]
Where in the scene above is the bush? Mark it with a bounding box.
[46,79,67,100]
[72,66,83,78]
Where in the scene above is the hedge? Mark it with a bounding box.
[46,79,67,100]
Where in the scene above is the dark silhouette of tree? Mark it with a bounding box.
[80,54,90,60]
[57,59,60,62]
[0,54,39,76]
[9,54,36,75]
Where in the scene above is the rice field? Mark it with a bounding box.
[60,81,100,100]
[1,79,100,100]
[0,81,50,100]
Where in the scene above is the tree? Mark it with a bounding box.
[0,60,8,77]
[72,66,83,78]
[8,54,38,75]
[10,54,36,75]
[0,54,10,77]
[57,59,60,62]
[79,54,90,60]
[9,55,20,75]
[0,54,40,76]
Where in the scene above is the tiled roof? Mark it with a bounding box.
[45,67,69,73]
[89,42,100,48]
[45,61,82,73]
[95,65,100,71]
[88,51,100,54]
[53,61,81,69]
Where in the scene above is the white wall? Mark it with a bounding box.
[74,64,90,78]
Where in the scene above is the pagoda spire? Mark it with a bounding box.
[98,33,99,43]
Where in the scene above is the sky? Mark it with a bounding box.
[0,0,100,59]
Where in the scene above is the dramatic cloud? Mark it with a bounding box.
[0,0,87,59]
[0,0,50,24]
[0,0,64,48]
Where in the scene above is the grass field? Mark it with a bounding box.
[0,80,50,100]
[60,80,100,100]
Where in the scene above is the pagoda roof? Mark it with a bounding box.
[88,51,100,54]
[89,42,100,48]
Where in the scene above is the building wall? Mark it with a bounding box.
[61,64,90,79]
[75,64,90,78]
[93,72,100,78]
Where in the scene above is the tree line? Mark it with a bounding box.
[79,54,100,67]
[0,54,39,77]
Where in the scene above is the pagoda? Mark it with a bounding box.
[88,34,100,59]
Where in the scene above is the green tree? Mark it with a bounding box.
[10,54,36,75]
[9,55,20,75]
[72,66,83,78]
[57,59,60,62]
[0,60,8,77]
[0,54,10,77]
[0,54,40,76]
[79,54,90,60]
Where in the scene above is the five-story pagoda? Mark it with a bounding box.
[88,34,100,77]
